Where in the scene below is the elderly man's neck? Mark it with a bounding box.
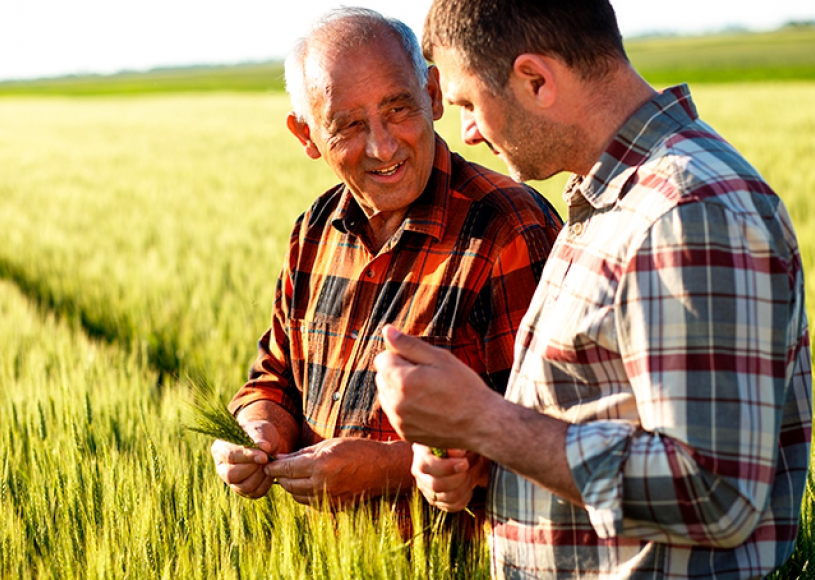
[363,209,409,254]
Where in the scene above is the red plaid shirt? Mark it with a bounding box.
[230,136,561,511]
[489,85,812,579]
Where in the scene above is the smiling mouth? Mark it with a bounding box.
[370,161,404,176]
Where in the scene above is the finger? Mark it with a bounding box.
[420,483,472,512]
[264,454,310,480]
[279,476,321,500]
[372,350,416,379]
[273,447,306,460]
[212,439,269,465]
[417,477,474,512]
[216,462,261,486]
[231,467,274,499]
[444,448,469,459]
[414,468,469,496]
[274,471,326,507]
[241,421,278,456]
[252,475,276,499]
[412,443,469,478]
[434,492,473,513]
[380,325,442,365]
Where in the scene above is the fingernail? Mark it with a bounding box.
[383,325,402,340]
[454,461,467,474]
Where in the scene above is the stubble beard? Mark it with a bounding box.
[500,97,583,183]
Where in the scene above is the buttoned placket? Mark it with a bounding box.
[324,239,397,433]
[543,197,589,310]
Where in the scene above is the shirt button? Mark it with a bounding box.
[571,222,585,235]
[332,391,340,401]
[350,330,359,339]
[366,269,376,278]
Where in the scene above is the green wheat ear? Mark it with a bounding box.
[184,374,272,459]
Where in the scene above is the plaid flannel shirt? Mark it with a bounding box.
[230,136,561,494]
[489,85,812,579]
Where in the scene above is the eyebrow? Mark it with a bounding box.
[381,91,416,108]
[324,91,419,131]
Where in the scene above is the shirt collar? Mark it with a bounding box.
[331,135,450,243]
[568,84,698,209]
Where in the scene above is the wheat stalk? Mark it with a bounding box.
[184,374,274,460]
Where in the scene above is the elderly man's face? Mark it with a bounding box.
[294,36,443,218]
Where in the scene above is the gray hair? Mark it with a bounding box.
[284,7,429,124]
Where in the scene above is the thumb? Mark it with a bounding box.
[243,420,279,456]
[381,325,441,365]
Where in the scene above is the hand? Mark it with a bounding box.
[374,325,501,449]
[412,445,490,513]
[211,419,279,499]
[376,326,583,507]
[264,437,412,507]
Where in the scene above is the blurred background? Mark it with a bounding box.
[1,0,814,82]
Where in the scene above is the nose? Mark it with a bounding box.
[460,108,484,146]
[365,119,398,161]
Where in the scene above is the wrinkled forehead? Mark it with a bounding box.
[302,36,423,121]
[303,33,413,89]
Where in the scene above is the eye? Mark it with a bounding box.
[388,105,412,121]
[334,120,362,137]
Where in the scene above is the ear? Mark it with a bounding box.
[510,54,557,109]
[286,112,322,160]
[426,65,444,121]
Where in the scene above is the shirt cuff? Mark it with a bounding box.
[565,420,636,538]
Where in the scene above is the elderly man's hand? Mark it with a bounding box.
[211,419,279,499]
[412,444,490,513]
[264,437,412,507]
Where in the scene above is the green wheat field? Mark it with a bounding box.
[1,28,814,579]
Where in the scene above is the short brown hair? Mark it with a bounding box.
[422,0,627,94]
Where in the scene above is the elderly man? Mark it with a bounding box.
[375,0,812,577]
[209,6,561,523]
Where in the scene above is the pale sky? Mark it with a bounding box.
[1,1,813,82]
